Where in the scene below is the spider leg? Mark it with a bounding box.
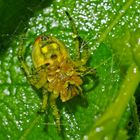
[50,92,61,132]
[18,43,32,76]
[76,65,96,77]
[82,67,96,76]
[18,44,46,89]
[40,89,49,113]
[65,11,79,57]
[66,11,89,65]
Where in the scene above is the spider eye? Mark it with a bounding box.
[41,35,49,41]
[51,54,57,59]
[45,63,50,66]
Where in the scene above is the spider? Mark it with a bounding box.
[18,11,95,132]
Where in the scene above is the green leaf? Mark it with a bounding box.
[87,63,140,140]
[0,0,140,140]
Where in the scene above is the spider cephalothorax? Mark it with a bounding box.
[32,35,83,102]
[18,12,95,132]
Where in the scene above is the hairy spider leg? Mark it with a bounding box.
[18,43,50,114]
[49,93,61,132]
[65,11,80,58]
[18,43,32,76]
[40,89,49,113]
[65,11,89,65]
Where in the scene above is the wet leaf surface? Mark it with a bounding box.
[0,0,140,140]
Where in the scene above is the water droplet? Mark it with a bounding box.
[56,0,61,2]
[104,136,109,140]
[133,67,137,74]
[43,7,53,14]
[7,77,11,84]
[51,20,59,27]
[95,126,104,132]
[138,38,140,45]
[119,10,125,14]
[3,88,10,95]
[101,85,105,92]
[83,135,88,140]
[101,19,107,24]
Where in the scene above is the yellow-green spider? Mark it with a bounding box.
[18,11,95,132]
